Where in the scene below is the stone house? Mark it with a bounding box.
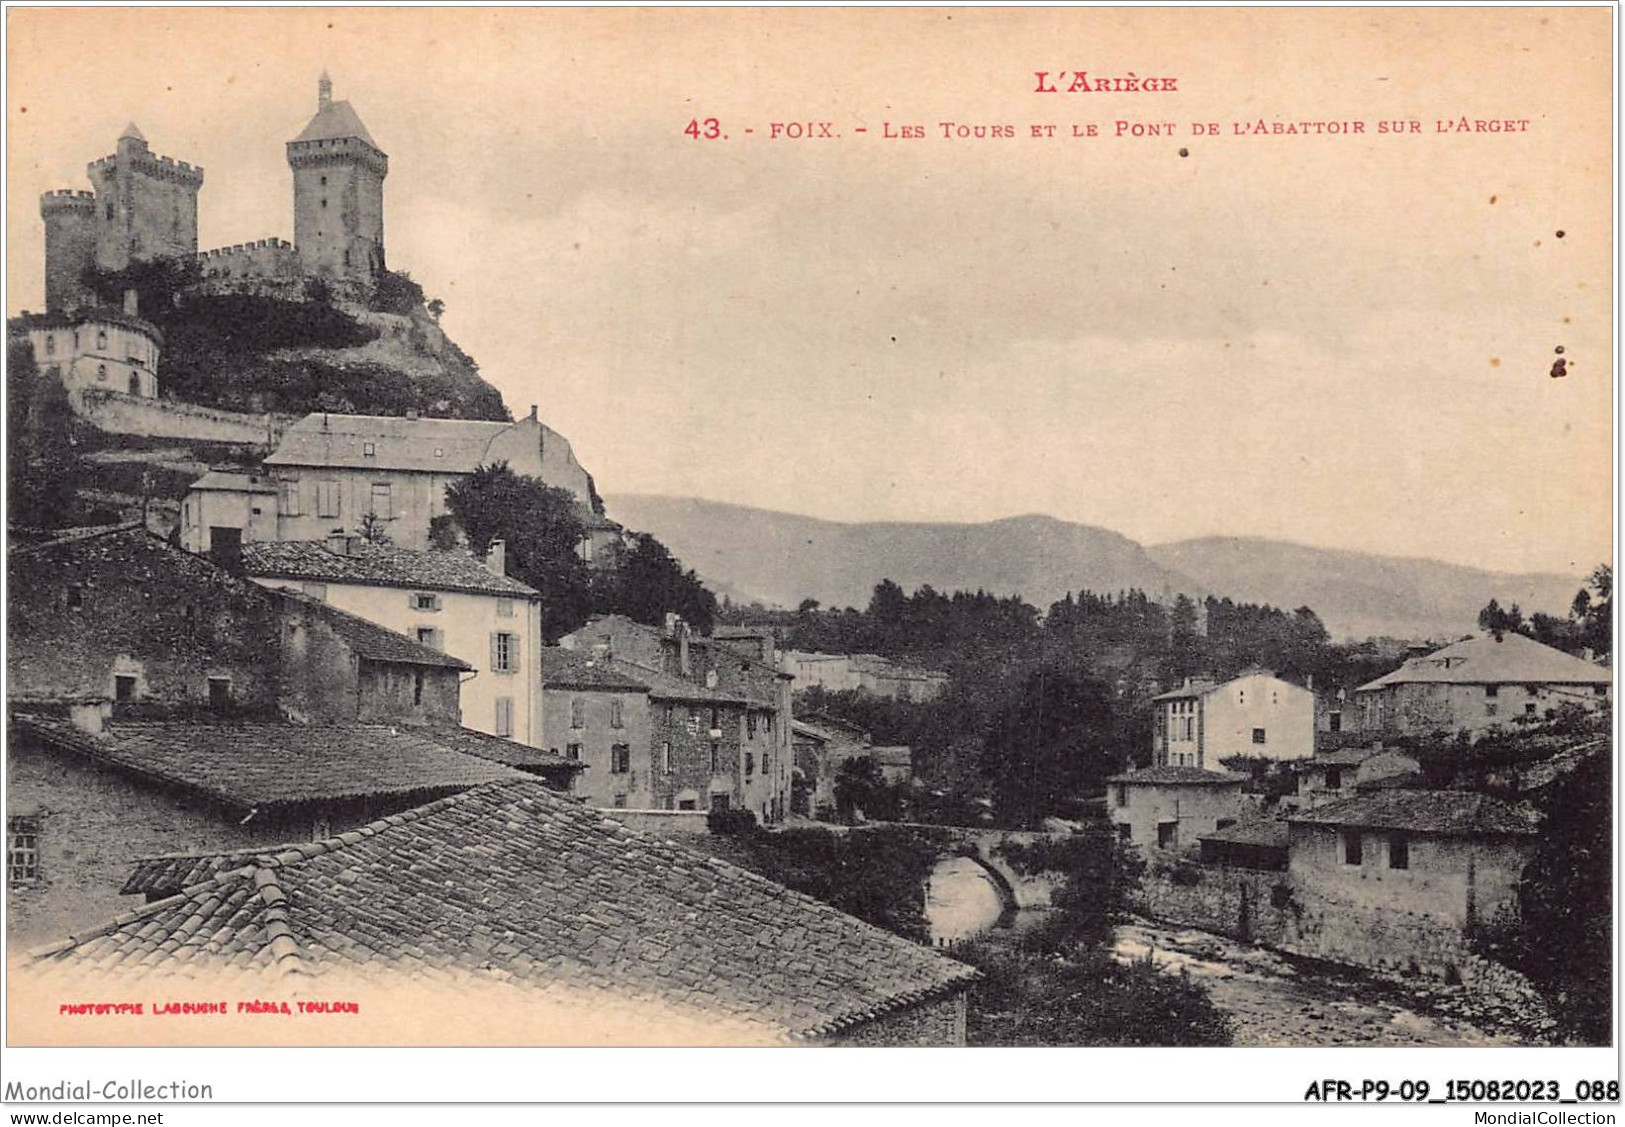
[791,715,881,819]
[556,615,794,825]
[1286,790,1539,963]
[26,778,978,1045]
[6,715,523,944]
[242,537,544,747]
[785,651,949,701]
[178,471,279,556]
[1151,671,1316,767]
[1293,747,1421,808]
[245,407,619,563]
[7,525,468,728]
[1107,765,1248,852]
[1354,632,1612,738]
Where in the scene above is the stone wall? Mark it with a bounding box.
[830,990,968,1046]
[1132,859,1293,947]
[607,809,712,837]
[78,389,286,447]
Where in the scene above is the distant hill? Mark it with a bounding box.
[606,495,1585,641]
[607,494,1201,612]
[1145,537,1584,642]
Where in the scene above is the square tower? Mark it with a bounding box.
[287,75,388,284]
[86,124,204,274]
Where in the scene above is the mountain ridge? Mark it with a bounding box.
[605,493,1584,641]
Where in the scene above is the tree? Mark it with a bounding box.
[6,339,98,530]
[443,462,593,640]
[357,511,392,545]
[1571,565,1612,659]
[591,531,717,635]
[1477,598,1527,637]
[982,669,1120,827]
[833,755,902,822]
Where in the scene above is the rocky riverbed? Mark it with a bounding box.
[1115,919,1551,1047]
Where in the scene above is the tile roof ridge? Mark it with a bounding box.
[25,867,257,961]
[7,521,152,557]
[252,866,309,978]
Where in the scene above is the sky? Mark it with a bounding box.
[6,8,1613,576]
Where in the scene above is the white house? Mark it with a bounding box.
[242,537,543,747]
[1152,671,1316,767]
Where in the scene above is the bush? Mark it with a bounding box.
[706,808,758,836]
[1169,862,1203,887]
[370,270,427,316]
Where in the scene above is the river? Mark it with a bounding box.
[923,858,1517,1046]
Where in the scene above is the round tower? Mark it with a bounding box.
[287,75,388,284]
[39,189,98,313]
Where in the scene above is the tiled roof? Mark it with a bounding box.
[1151,679,1220,702]
[1289,789,1539,836]
[187,470,277,494]
[279,590,470,670]
[540,647,652,693]
[1199,817,1291,849]
[39,779,977,1041]
[1296,746,1384,770]
[14,717,522,814]
[265,413,513,473]
[292,100,380,147]
[242,540,537,598]
[419,725,585,774]
[1107,766,1248,786]
[1357,632,1612,691]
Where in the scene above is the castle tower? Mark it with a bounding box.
[39,189,98,313]
[86,123,204,273]
[287,75,387,284]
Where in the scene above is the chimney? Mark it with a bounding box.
[122,288,139,316]
[325,532,350,556]
[405,407,420,421]
[528,404,538,422]
[664,612,680,637]
[486,539,506,577]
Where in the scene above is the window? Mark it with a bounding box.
[316,480,341,518]
[661,741,671,773]
[114,674,138,702]
[491,631,518,674]
[321,198,328,209]
[610,698,625,729]
[363,442,376,457]
[496,599,514,618]
[415,627,442,650]
[96,329,108,350]
[1328,711,1342,733]
[434,447,445,459]
[566,743,582,761]
[744,752,755,778]
[369,482,392,518]
[1343,831,1363,866]
[687,710,700,736]
[8,816,40,883]
[494,696,514,737]
[1157,822,1178,850]
[1324,768,1343,790]
[279,478,302,517]
[1485,684,1500,697]
[709,743,721,773]
[762,753,770,776]
[709,707,720,732]
[1116,823,1132,842]
[1114,784,1128,808]
[1389,834,1409,870]
[1252,727,1267,745]
[610,744,631,774]
[413,670,425,706]
[569,697,585,729]
[678,798,698,811]
[97,363,108,381]
[320,175,327,186]
[1238,689,1246,705]
[1525,702,1537,716]
[208,677,231,709]
[710,793,730,813]
[411,592,441,612]
[44,334,55,355]
[746,714,757,739]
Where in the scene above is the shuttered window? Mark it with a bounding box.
[369,482,392,518]
[569,696,584,728]
[316,480,341,518]
[279,478,302,517]
[495,696,514,737]
[490,632,519,673]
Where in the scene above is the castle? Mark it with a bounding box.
[39,73,387,316]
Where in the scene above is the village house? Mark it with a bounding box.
[1151,671,1316,767]
[1293,747,1421,808]
[241,537,544,747]
[555,615,794,826]
[6,715,525,943]
[790,716,913,820]
[784,651,950,701]
[28,778,978,1045]
[1354,632,1612,738]
[1285,790,1540,974]
[1107,765,1247,852]
[190,407,623,563]
[178,471,279,555]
